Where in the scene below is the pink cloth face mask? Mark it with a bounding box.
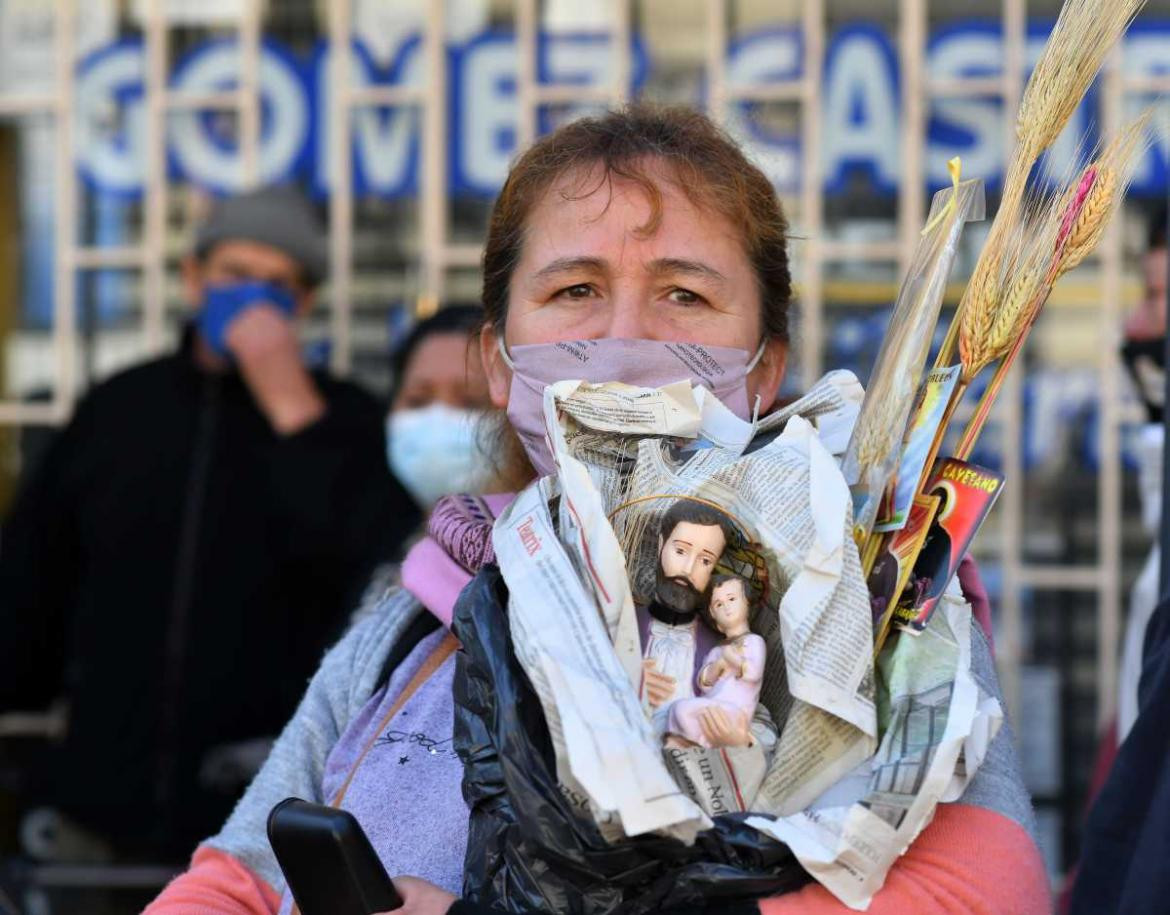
[499,337,766,477]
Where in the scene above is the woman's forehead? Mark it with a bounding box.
[523,163,743,260]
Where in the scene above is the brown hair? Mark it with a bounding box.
[703,573,754,635]
[481,103,792,342]
[711,573,746,592]
[658,498,736,546]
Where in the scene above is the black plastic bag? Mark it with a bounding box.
[452,565,810,914]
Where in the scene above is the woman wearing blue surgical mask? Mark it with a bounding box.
[384,305,497,510]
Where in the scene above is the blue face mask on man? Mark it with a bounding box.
[197,280,297,357]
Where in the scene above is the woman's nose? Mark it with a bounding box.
[603,294,656,340]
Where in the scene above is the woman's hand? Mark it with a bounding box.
[380,876,457,914]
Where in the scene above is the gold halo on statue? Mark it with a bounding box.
[606,492,750,536]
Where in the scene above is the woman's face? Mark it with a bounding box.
[481,161,788,411]
[392,332,492,413]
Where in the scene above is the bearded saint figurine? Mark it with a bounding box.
[638,500,749,748]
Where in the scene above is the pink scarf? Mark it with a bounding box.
[400,492,514,627]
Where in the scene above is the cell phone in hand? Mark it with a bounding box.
[267,797,403,915]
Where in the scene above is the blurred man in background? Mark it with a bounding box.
[0,186,419,861]
[1117,209,1167,742]
[1059,208,1168,912]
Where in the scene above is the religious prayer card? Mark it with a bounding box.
[892,458,1005,634]
[869,494,941,648]
[873,365,961,533]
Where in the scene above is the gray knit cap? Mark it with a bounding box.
[194,185,328,287]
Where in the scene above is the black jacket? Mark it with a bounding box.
[1071,596,1170,914]
[0,336,420,856]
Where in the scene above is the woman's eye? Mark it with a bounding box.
[557,283,595,300]
[668,287,703,306]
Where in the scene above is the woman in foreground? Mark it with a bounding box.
[147,105,1049,915]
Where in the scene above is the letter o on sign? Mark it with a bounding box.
[169,38,308,193]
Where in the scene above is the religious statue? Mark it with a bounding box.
[638,500,735,717]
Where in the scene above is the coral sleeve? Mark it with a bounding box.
[759,805,1050,915]
[144,845,280,915]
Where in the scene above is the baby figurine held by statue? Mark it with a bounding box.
[665,575,765,749]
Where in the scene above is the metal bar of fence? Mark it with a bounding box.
[998,0,1027,724]
[1097,50,1125,730]
[163,89,247,110]
[705,0,727,124]
[52,0,77,421]
[0,95,58,116]
[1121,74,1170,93]
[899,0,926,278]
[346,85,427,108]
[1017,565,1104,590]
[143,0,168,354]
[529,83,613,104]
[726,82,805,103]
[444,243,485,268]
[819,240,902,263]
[799,0,826,387]
[515,0,538,152]
[0,707,67,738]
[74,246,147,270]
[24,865,180,889]
[328,0,354,375]
[0,403,68,424]
[926,76,1005,97]
[239,0,262,186]
[419,0,449,308]
[609,0,630,109]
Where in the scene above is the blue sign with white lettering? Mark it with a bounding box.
[22,21,1170,329]
[68,20,1170,199]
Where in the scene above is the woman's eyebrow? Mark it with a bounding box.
[532,256,606,280]
[647,258,727,285]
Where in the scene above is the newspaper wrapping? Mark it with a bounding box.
[748,585,1001,909]
[490,371,1001,908]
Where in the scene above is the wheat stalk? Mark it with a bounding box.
[1015,0,1144,161]
[952,110,1152,460]
[948,0,1145,383]
[987,267,1048,358]
[873,0,1147,654]
[957,258,1002,382]
[1051,112,1151,279]
[1055,167,1114,275]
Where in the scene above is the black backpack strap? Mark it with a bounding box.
[374,610,442,694]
